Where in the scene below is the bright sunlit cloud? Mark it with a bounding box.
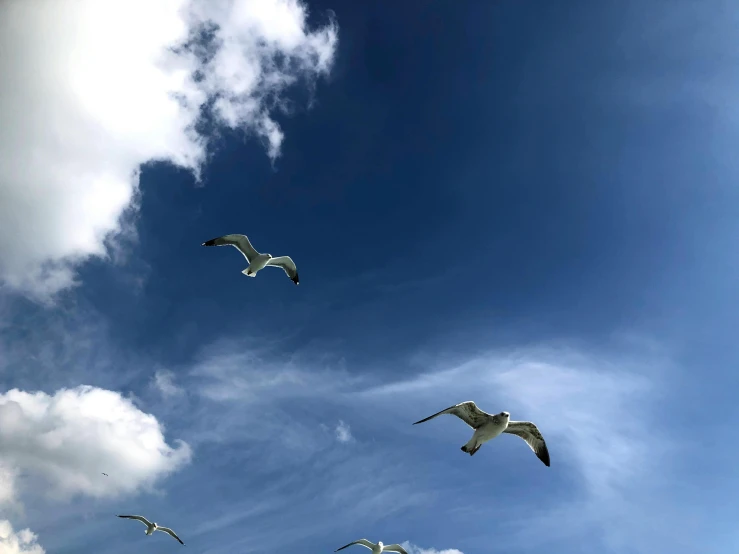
[0,385,191,505]
[0,0,337,300]
[0,521,45,554]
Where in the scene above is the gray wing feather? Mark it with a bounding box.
[503,421,551,467]
[412,401,491,429]
[202,234,260,262]
[266,256,299,285]
[335,539,375,551]
[117,515,151,526]
[157,526,185,545]
[383,545,409,554]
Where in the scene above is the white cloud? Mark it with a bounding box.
[0,0,337,300]
[401,543,463,554]
[153,369,185,397]
[0,385,191,504]
[334,420,352,443]
[0,520,44,554]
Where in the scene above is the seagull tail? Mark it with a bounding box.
[461,439,479,456]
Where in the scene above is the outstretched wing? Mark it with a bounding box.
[202,234,259,262]
[266,256,299,285]
[335,539,375,552]
[117,515,151,527]
[412,401,492,429]
[383,545,409,554]
[503,421,551,467]
[157,526,185,545]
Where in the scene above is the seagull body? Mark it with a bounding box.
[413,401,551,466]
[117,515,185,545]
[335,539,408,554]
[201,234,299,285]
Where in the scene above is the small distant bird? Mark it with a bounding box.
[101,473,108,476]
[117,515,185,545]
[413,401,550,466]
[335,540,408,554]
[202,234,299,285]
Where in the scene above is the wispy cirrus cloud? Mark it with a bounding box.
[401,542,463,554]
[335,420,353,443]
[153,369,185,398]
[359,343,694,553]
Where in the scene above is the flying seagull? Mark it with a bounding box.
[413,401,550,466]
[201,234,299,285]
[101,473,108,476]
[335,539,408,554]
[117,515,185,545]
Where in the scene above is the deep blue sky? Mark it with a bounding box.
[3,1,739,553]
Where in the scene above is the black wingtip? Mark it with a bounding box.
[292,275,299,285]
[202,238,217,247]
[541,453,551,467]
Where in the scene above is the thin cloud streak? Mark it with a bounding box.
[359,344,690,553]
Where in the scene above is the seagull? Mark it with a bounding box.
[101,473,108,476]
[413,401,551,466]
[335,539,408,554]
[201,234,299,285]
[117,515,185,545]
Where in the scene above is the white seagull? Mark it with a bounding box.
[117,515,185,545]
[335,539,409,554]
[413,401,551,466]
[202,234,299,285]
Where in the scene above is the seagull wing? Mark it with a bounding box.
[202,234,259,263]
[266,256,299,285]
[503,421,551,467]
[117,515,152,527]
[335,539,376,551]
[383,545,409,554]
[157,526,185,545]
[413,401,492,429]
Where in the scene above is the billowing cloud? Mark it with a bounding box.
[0,385,191,504]
[0,520,45,554]
[0,0,337,299]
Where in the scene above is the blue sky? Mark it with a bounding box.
[0,0,738,553]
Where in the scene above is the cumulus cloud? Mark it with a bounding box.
[0,520,44,554]
[0,0,337,299]
[153,369,185,397]
[401,543,463,554]
[0,385,191,504]
[334,420,352,443]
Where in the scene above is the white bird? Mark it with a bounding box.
[201,234,299,285]
[335,539,408,554]
[117,515,185,545]
[413,401,551,466]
